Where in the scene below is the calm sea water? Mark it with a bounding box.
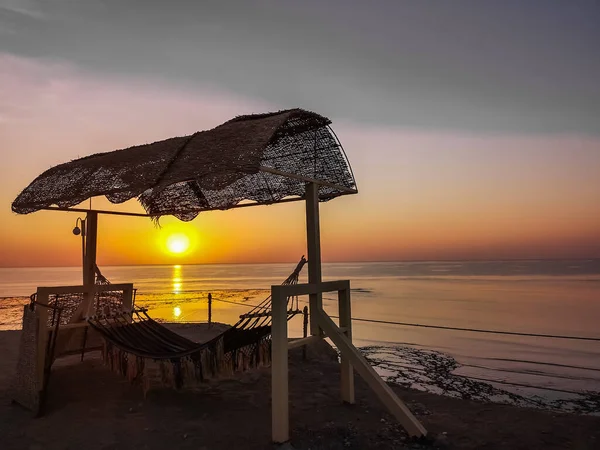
[1,260,599,407]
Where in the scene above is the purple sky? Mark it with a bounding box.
[2,1,599,134]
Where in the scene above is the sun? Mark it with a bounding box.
[157,223,198,257]
[166,233,190,254]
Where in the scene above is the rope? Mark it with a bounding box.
[457,374,588,396]
[327,315,600,342]
[24,291,600,342]
[212,298,269,309]
[203,296,600,342]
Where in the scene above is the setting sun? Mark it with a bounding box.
[156,222,199,259]
[166,233,190,254]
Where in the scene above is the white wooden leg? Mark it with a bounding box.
[305,182,323,336]
[271,286,289,443]
[338,285,355,404]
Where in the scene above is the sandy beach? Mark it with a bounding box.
[1,323,599,450]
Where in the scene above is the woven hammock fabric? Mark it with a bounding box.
[86,257,305,391]
[12,109,356,221]
[88,311,275,391]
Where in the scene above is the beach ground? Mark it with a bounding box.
[1,324,599,450]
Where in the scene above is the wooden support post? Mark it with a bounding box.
[35,291,50,397]
[83,211,98,288]
[62,212,98,336]
[302,305,309,360]
[338,286,355,404]
[314,309,427,437]
[288,335,321,350]
[122,284,134,323]
[208,293,212,328]
[80,327,88,362]
[305,182,322,336]
[72,211,98,324]
[80,218,86,285]
[271,285,289,444]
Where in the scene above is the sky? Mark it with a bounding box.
[1,0,599,267]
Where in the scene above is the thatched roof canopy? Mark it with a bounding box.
[12,109,357,221]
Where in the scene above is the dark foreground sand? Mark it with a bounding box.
[1,324,599,450]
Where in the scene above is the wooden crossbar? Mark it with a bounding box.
[271,280,350,298]
[239,309,302,319]
[36,283,134,296]
[287,335,321,350]
[315,308,427,437]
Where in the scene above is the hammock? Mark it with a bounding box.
[87,257,307,392]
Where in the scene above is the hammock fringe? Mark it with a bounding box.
[88,257,306,393]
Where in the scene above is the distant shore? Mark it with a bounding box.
[1,324,599,449]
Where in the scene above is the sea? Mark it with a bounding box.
[1,259,599,413]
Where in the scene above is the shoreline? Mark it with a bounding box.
[1,324,599,449]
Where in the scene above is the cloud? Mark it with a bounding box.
[1,52,599,264]
[0,52,274,191]
[0,1,598,135]
[0,0,47,19]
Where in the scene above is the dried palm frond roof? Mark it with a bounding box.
[12,108,357,221]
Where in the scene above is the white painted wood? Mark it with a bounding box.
[271,285,289,443]
[122,285,134,323]
[314,309,427,437]
[37,283,133,296]
[267,280,350,297]
[83,211,98,287]
[338,286,355,404]
[259,166,357,194]
[305,182,323,336]
[46,322,89,331]
[34,290,50,391]
[80,218,86,285]
[287,335,322,350]
[71,211,98,324]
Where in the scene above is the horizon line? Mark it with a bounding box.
[1,256,599,270]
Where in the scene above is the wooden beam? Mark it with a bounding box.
[41,206,151,217]
[260,166,357,194]
[83,212,97,286]
[271,285,289,444]
[46,322,90,331]
[121,284,135,323]
[65,212,98,327]
[35,289,50,409]
[269,280,350,298]
[80,218,86,284]
[36,283,134,296]
[314,309,427,437]
[40,197,307,217]
[287,335,322,350]
[338,286,355,404]
[305,182,323,336]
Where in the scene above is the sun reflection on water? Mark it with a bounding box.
[172,265,183,294]
[173,306,182,318]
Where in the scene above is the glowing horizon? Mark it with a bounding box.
[1,44,599,268]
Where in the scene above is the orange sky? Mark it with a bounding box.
[1,54,600,267]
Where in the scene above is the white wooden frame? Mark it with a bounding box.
[16,283,135,414]
[271,182,427,444]
[270,280,426,443]
[36,283,134,322]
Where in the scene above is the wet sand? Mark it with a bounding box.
[1,324,599,449]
